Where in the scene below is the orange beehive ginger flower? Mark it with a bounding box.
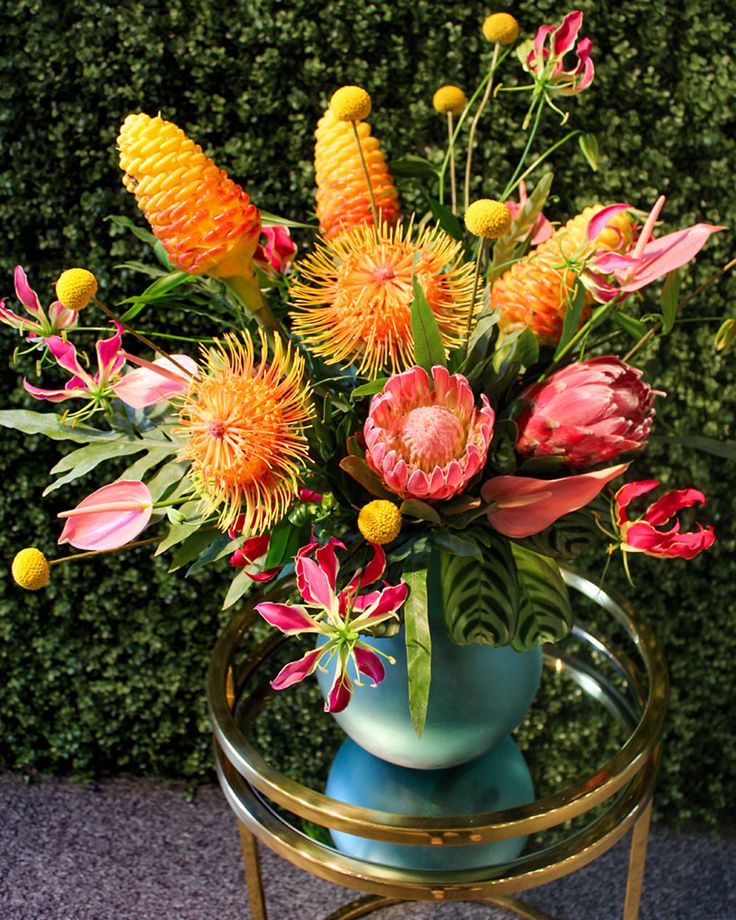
[314,107,400,240]
[118,114,262,281]
[490,205,634,346]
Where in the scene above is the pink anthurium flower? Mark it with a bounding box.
[614,480,715,560]
[0,266,78,339]
[23,321,125,414]
[591,196,724,295]
[482,463,628,538]
[525,10,595,96]
[255,538,408,712]
[111,353,197,408]
[505,180,553,245]
[57,480,153,551]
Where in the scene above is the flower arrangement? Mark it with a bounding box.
[2,10,724,736]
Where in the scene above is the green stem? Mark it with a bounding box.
[464,42,501,212]
[463,239,487,357]
[503,129,581,201]
[224,274,281,333]
[447,113,457,213]
[501,97,545,201]
[351,121,379,228]
[49,536,161,566]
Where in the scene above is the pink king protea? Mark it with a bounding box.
[364,365,494,501]
[515,356,656,469]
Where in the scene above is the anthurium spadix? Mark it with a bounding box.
[58,480,153,551]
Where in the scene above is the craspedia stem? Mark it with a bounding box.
[464,238,487,357]
[447,113,457,213]
[464,42,500,213]
[49,536,162,565]
[351,121,380,229]
[93,297,195,379]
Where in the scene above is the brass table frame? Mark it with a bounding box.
[208,568,668,920]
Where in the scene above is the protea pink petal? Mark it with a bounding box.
[644,487,707,527]
[614,480,660,526]
[14,266,44,320]
[354,646,385,687]
[270,648,324,690]
[483,464,628,538]
[112,355,197,408]
[256,601,320,634]
[296,555,336,611]
[57,479,153,550]
[552,9,583,56]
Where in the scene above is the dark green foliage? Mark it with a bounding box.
[0,0,734,828]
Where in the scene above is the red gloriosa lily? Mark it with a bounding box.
[614,480,715,560]
[255,538,408,712]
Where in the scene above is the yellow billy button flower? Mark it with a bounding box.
[55,268,98,311]
[482,12,520,45]
[433,85,467,115]
[358,501,402,545]
[330,85,372,122]
[11,548,50,591]
[465,199,512,238]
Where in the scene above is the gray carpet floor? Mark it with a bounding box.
[0,771,733,920]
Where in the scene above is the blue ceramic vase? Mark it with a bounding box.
[316,616,542,770]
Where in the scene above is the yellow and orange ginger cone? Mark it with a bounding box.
[314,107,400,240]
[118,114,270,321]
[490,205,634,346]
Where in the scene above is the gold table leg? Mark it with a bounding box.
[238,820,268,920]
[623,798,653,920]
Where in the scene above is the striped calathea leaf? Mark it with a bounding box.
[510,543,572,650]
[437,527,520,647]
[518,507,603,560]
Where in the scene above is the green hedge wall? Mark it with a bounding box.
[1,0,734,826]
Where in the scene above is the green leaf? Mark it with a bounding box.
[146,459,189,501]
[0,410,118,444]
[411,275,446,371]
[440,528,519,646]
[351,377,388,399]
[427,197,464,241]
[43,438,151,495]
[222,567,257,610]
[264,518,309,569]
[119,271,192,322]
[121,447,177,482]
[400,499,442,524]
[613,312,649,340]
[554,280,586,359]
[519,509,602,560]
[390,155,440,180]
[186,532,238,575]
[169,527,220,572]
[403,566,432,737]
[154,502,205,554]
[650,433,736,461]
[106,215,158,246]
[511,544,572,650]
[578,133,600,172]
[488,172,554,284]
[660,269,681,335]
[339,456,396,499]
[259,210,317,230]
[431,530,483,560]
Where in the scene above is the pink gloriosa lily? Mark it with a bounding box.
[111,353,197,408]
[229,533,280,583]
[255,538,408,712]
[254,225,297,273]
[482,464,628,538]
[23,321,125,414]
[58,480,153,551]
[614,480,715,560]
[505,181,553,245]
[590,196,724,297]
[0,266,77,339]
[526,10,594,96]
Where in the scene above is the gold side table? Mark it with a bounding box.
[207,568,668,920]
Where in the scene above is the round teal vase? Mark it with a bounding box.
[316,621,542,770]
[326,735,534,869]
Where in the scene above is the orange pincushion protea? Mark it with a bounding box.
[290,221,477,378]
[315,107,400,240]
[490,205,634,345]
[177,331,312,534]
[118,114,261,280]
